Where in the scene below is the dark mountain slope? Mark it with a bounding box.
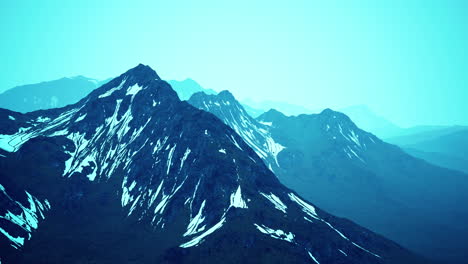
[0,65,426,264]
[260,109,468,264]
[188,91,468,264]
[188,91,284,174]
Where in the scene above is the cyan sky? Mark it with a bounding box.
[1,0,467,127]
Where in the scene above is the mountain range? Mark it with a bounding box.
[169,77,468,174]
[0,76,110,113]
[387,127,468,173]
[168,78,271,118]
[187,90,468,264]
[169,78,317,118]
[0,64,426,263]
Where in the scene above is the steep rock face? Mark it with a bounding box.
[189,91,284,174]
[0,65,425,264]
[189,91,468,264]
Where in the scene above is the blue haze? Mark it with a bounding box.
[1,0,468,127]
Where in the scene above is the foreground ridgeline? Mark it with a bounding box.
[0,64,426,263]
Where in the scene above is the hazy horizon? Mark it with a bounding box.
[2,1,468,127]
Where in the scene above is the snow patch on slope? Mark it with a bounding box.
[289,193,318,219]
[264,136,284,167]
[254,224,295,243]
[259,121,272,126]
[0,185,50,249]
[183,200,207,237]
[308,251,320,264]
[261,192,287,213]
[230,186,248,209]
[126,84,143,96]
[180,217,226,248]
[75,113,87,123]
[98,79,126,98]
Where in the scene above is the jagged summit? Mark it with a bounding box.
[319,108,354,122]
[189,90,235,101]
[128,63,160,80]
[217,90,235,99]
[320,108,336,115]
[89,64,162,98]
[259,107,361,135]
[188,91,215,100]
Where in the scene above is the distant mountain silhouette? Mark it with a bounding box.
[241,103,266,118]
[0,76,110,113]
[168,78,217,100]
[338,105,402,138]
[386,125,468,145]
[241,98,317,117]
[170,78,318,117]
[404,147,468,174]
[388,128,468,173]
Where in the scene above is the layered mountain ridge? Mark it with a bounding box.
[0,65,425,263]
[0,76,110,113]
[188,89,468,264]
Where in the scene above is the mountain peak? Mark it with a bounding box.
[320,108,338,116]
[86,64,169,104]
[319,108,352,122]
[181,78,199,85]
[266,108,285,115]
[257,108,286,122]
[169,78,201,87]
[218,90,235,100]
[188,90,235,102]
[123,63,160,80]
[188,91,212,100]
